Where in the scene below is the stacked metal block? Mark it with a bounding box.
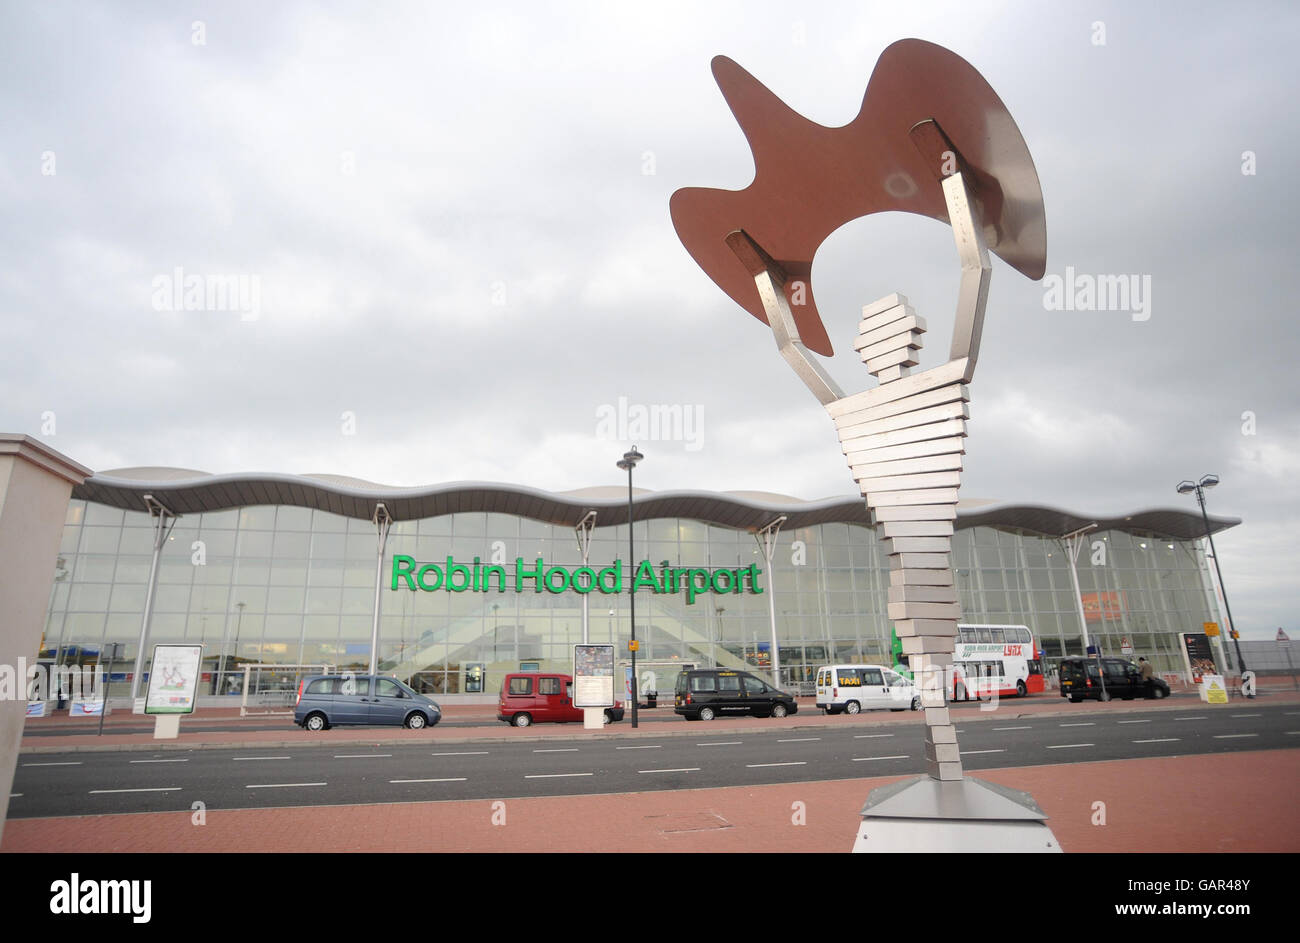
[829,292,969,781]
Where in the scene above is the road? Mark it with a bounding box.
[9,703,1298,818]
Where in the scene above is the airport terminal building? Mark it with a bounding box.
[40,468,1239,699]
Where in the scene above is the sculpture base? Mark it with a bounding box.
[852,774,1062,853]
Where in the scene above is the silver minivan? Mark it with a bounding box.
[294,674,442,730]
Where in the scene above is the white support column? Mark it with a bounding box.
[129,494,177,703]
[368,503,393,677]
[575,510,597,645]
[755,516,786,687]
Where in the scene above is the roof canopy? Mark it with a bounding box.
[72,469,1238,541]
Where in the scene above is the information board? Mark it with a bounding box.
[573,644,615,708]
[144,644,203,714]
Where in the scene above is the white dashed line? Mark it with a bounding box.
[1231,713,1261,718]
[431,751,489,756]
[232,756,291,761]
[246,782,326,789]
[639,768,700,774]
[533,748,579,753]
[1060,722,1095,727]
[1047,743,1094,749]
[1286,731,1300,736]
[1117,720,1151,724]
[746,762,806,768]
[9,793,20,798]
[853,755,910,762]
[616,745,662,750]
[778,737,821,743]
[525,772,593,779]
[23,761,82,767]
[129,759,189,763]
[993,726,1032,730]
[1175,717,1207,721]
[960,749,1005,755]
[89,787,181,794]
[334,754,391,759]
[390,778,466,784]
[697,741,743,746]
[1134,738,1180,743]
[1213,734,1258,739]
[854,733,895,739]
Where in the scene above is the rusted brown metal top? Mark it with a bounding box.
[670,39,1046,357]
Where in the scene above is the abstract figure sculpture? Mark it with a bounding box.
[672,40,1061,849]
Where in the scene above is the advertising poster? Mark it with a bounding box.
[572,644,615,708]
[144,644,203,714]
[1180,633,1218,684]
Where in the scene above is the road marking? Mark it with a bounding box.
[431,751,489,756]
[993,725,1032,731]
[129,758,189,763]
[525,772,593,779]
[1117,720,1151,724]
[1230,713,1261,718]
[246,782,327,789]
[232,756,291,761]
[334,754,391,758]
[616,745,662,750]
[1047,743,1094,749]
[746,761,806,768]
[89,787,182,794]
[22,761,81,767]
[777,737,821,743]
[1134,738,1180,743]
[853,755,909,762]
[1287,731,1300,736]
[959,749,1005,755]
[639,768,700,774]
[1213,734,1258,739]
[853,733,895,739]
[533,748,579,753]
[9,793,20,798]
[697,741,742,746]
[1175,716,1207,721]
[1060,722,1095,727]
[390,778,466,784]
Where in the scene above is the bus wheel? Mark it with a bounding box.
[1016,680,1027,698]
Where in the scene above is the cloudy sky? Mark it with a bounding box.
[2,1,1295,639]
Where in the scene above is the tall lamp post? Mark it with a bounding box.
[1178,474,1247,679]
[616,446,644,728]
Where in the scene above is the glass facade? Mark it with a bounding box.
[41,498,1227,698]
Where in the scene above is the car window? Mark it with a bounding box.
[689,674,716,693]
[837,668,862,686]
[375,679,401,698]
[742,676,766,695]
[508,677,533,696]
[717,674,742,692]
[862,668,885,685]
[538,677,562,695]
[306,678,337,695]
[337,676,369,696]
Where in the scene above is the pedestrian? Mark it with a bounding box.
[1138,657,1153,682]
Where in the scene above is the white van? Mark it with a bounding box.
[815,665,921,714]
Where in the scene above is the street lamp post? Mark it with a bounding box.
[616,446,644,728]
[1178,475,1247,684]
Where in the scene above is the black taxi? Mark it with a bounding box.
[673,668,798,721]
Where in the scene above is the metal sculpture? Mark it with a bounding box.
[673,41,1060,846]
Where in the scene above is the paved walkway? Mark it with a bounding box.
[8,684,1298,853]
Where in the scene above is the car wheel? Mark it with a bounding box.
[1152,685,1168,700]
[699,706,716,721]
[1016,680,1027,697]
[771,703,788,719]
[304,712,328,731]
[845,701,861,715]
[911,696,921,711]
[405,712,427,729]
[512,713,533,727]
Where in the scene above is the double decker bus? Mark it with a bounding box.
[951,624,1044,700]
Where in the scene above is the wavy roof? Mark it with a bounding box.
[71,468,1239,541]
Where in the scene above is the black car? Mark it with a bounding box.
[1058,656,1170,702]
[673,668,798,721]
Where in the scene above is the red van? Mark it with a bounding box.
[497,672,625,727]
